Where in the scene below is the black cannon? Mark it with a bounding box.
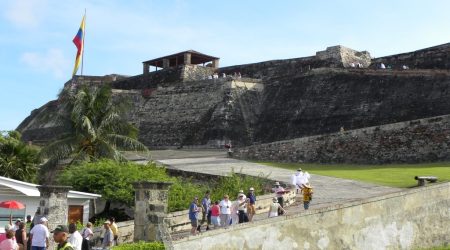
[414,176,438,186]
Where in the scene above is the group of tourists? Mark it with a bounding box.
[189,187,257,235]
[207,72,242,80]
[0,215,119,250]
[188,168,314,235]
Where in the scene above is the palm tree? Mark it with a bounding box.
[40,84,148,173]
[0,131,40,182]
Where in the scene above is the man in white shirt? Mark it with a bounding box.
[219,195,232,228]
[68,223,83,250]
[29,217,50,250]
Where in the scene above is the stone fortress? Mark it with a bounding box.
[17,43,450,164]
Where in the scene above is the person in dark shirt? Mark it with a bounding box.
[247,187,257,222]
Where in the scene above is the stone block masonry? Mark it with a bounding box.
[235,114,450,164]
[172,182,450,250]
[17,43,450,150]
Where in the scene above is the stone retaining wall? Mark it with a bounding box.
[172,182,450,250]
[235,114,450,164]
[165,191,296,233]
[91,191,296,245]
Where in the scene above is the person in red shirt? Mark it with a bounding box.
[210,201,221,228]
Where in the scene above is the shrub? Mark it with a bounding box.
[112,241,165,250]
[210,169,269,202]
[168,178,206,212]
[59,160,270,214]
[59,159,171,205]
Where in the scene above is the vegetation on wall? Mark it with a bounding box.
[58,159,269,215]
[0,131,41,182]
[39,85,148,180]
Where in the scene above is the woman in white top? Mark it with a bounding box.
[268,197,286,218]
[219,195,232,227]
[82,222,94,240]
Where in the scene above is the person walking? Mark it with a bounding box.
[237,194,249,223]
[14,222,27,250]
[52,225,74,250]
[189,197,200,235]
[81,223,93,241]
[200,191,212,231]
[25,215,33,250]
[219,195,232,228]
[247,187,256,222]
[268,198,286,218]
[68,223,82,250]
[210,201,221,228]
[272,182,286,215]
[301,183,314,210]
[101,221,113,249]
[80,222,93,250]
[0,228,18,250]
[108,217,118,246]
[29,217,49,250]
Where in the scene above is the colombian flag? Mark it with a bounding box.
[72,15,85,76]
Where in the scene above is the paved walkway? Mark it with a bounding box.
[151,150,401,207]
[134,150,402,240]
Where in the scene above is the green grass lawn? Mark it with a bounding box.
[257,161,450,188]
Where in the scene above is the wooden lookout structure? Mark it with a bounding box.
[143,50,220,75]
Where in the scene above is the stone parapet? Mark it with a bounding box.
[172,182,450,249]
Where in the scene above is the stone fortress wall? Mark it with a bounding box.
[235,114,450,164]
[172,182,450,250]
[17,43,450,154]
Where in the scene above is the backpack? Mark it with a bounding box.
[81,229,91,250]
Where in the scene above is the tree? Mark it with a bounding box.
[0,131,40,182]
[58,159,170,210]
[39,85,148,173]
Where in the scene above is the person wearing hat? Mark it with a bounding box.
[247,187,257,222]
[29,217,50,250]
[52,225,74,250]
[102,221,114,248]
[301,183,314,210]
[237,190,247,200]
[236,193,249,223]
[272,182,286,215]
[291,168,303,194]
[268,197,286,218]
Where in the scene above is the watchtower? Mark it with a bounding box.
[143,50,220,75]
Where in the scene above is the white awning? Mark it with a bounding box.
[0,176,101,199]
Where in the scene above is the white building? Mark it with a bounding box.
[0,176,101,230]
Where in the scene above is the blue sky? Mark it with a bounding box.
[1,0,450,130]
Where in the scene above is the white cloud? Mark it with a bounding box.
[20,49,71,78]
[4,0,46,28]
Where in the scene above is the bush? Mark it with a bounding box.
[168,178,206,212]
[112,241,165,250]
[59,159,171,205]
[168,169,269,212]
[59,160,270,214]
[210,169,268,202]
[0,130,41,182]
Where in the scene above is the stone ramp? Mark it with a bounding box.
[157,156,402,208]
[156,153,402,242]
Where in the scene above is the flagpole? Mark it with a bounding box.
[81,8,86,76]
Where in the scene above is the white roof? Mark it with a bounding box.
[0,176,101,199]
